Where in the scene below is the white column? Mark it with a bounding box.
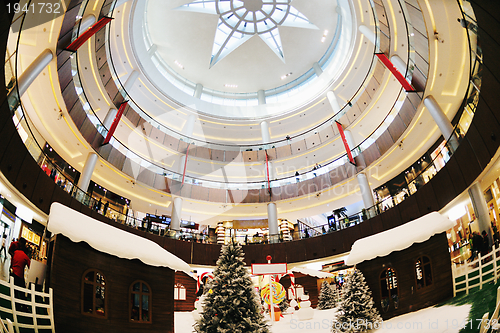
[170,197,183,232]
[344,129,362,160]
[423,96,459,151]
[359,25,376,45]
[78,14,96,33]
[147,44,157,57]
[313,62,323,76]
[77,152,98,192]
[268,203,279,243]
[194,83,203,99]
[123,70,139,92]
[258,89,266,105]
[102,107,118,129]
[390,55,407,76]
[357,173,375,210]
[469,182,493,246]
[260,121,271,144]
[17,49,53,97]
[327,91,341,114]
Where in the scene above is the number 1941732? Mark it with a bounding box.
[6,2,61,14]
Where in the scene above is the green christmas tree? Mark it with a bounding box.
[318,280,337,310]
[194,240,269,333]
[333,269,381,332]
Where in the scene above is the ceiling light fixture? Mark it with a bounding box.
[281,72,293,80]
[224,84,238,88]
[174,60,184,69]
[321,30,329,43]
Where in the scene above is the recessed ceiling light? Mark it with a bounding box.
[321,30,329,42]
[281,72,292,80]
[224,84,238,88]
[174,60,184,69]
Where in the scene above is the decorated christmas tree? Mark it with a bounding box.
[194,240,269,333]
[333,269,381,332]
[318,280,337,310]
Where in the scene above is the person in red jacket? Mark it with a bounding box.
[11,238,30,288]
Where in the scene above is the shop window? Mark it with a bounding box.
[379,268,398,312]
[174,284,186,301]
[82,269,106,318]
[130,281,152,323]
[415,256,432,289]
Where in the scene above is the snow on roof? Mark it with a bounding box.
[290,267,334,278]
[48,203,191,273]
[346,212,455,266]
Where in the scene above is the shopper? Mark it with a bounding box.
[481,230,490,256]
[0,234,6,259]
[11,238,30,288]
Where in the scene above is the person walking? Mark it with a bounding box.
[11,238,30,288]
[0,234,6,259]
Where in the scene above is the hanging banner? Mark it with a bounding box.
[102,101,127,145]
[66,17,113,52]
[375,53,415,92]
[336,121,355,165]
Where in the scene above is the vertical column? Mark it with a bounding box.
[77,153,98,192]
[148,44,157,57]
[469,182,493,247]
[216,222,225,244]
[261,121,271,145]
[16,49,54,97]
[177,115,196,179]
[194,84,203,99]
[123,70,139,92]
[170,197,183,236]
[357,173,375,214]
[359,25,376,45]
[327,91,341,114]
[102,107,118,129]
[312,62,323,77]
[423,96,459,151]
[258,90,266,105]
[78,15,96,33]
[344,129,374,213]
[268,203,279,243]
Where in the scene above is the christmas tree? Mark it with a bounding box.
[194,240,269,333]
[333,269,381,332]
[318,280,337,310]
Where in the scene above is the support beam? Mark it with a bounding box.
[147,44,157,57]
[102,107,118,129]
[103,102,127,145]
[357,173,375,211]
[123,70,139,92]
[194,83,203,99]
[258,89,266,105]
[375,53,414,92]
[469,182,494,247]
[313,62,323,76]
[359,25,376,45]
[170,197,183,233]
[17,49,53,97]
[77,153,98,192]
[327,91,341,114]
[423,96,459,151]
[268,203,279,243]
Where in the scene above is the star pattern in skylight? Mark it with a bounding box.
[177,0,318,68]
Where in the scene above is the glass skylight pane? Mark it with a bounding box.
[262,5,273,15]
[255,11,266,21]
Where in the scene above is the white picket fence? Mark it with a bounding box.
[0,277,55,333]
[452,244,500,296]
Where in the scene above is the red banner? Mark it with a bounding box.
[375,53,415,92]
[66,17,113,52]
[336,121,355,165]
[181,144,190,186]
[265,151,271,195]
[102,102,127,145]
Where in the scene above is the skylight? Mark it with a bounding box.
[177,0,318,67]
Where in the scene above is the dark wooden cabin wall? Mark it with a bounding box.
[49,235,174,333]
